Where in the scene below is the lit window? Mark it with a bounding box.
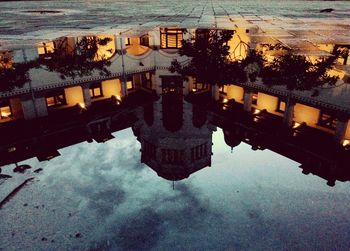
[160,28,184,49]
[0,101,12,120]
[127,76,134,90]
[125,38,131,46]
[194,81,208,91]
[38,41,55,55]
[219,86,227,95]
[276,99,286,113]
[46,91,66,107]
[89,83,103,99]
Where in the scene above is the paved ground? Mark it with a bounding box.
[0,0,350,48]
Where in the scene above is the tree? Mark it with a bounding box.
[259,45,339,91]
[170,29,247,86]
[0,60,38,92]
[38,36,112,80]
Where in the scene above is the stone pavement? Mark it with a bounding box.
[0,0,350,49]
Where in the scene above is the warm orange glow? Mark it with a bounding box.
[127,81,133,90]
[0,106,12,118]
[78,102,86,109]
[293,122,301,129]
[294,104,320,127]
[223,98,228,103]
[192,88,197,92]
[228,28,250,61]
[64,86,84,106]
[226,85,244,104]
[37,41,55,55]
[342,140,350,147]
[257,93,279,113]
[126,37,150,56]
[253,108,261,115]
[94,35,116,61]
[102,79,121,98]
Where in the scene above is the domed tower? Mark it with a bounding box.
[133,93,216,181]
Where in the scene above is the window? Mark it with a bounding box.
[38,41,55,55]
[127,76,134,90]
[318,111,337,130]
[219,86,227,95]
[252,91,258,105]
[125,38,131,46]
[161,149,184,164]
[160,28,183,49]
[0,100,12,120]
[141,72,152,89]
[89,83,103,99]
[161,76,182,94]
[193,81,208,92]
[46,90,66,107]
[191,143,208,162]
[140,35,149,47]
[144,141,156,159]
[276,99,286,113]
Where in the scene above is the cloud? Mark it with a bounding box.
[114,208,164,250]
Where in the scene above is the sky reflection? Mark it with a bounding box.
[1,128,350,250]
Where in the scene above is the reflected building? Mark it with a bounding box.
[1,25,350,185]
[133,91,215,180]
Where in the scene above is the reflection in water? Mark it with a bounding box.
[133,93,215,180]
[0,25,350,250]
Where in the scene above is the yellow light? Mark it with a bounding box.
[78,102,86,109]
[1,111,11,118]
[192,88,197,92]
[253,109,261,115]
[223,98,228,103]
[293,122,301,129]
[343,140,350,147]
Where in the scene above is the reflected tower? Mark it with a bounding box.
[133,88,216,180]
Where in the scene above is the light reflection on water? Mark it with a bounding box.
[1,128,350,250]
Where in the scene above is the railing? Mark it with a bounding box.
[0,66,156,98]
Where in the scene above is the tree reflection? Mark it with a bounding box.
[38,36,112,80]
[0,36,113,92]
[260,44,339,91]
[170,29,247,87]
[0,60,37,92]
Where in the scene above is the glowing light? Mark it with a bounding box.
[192,88,197,92]
[1,111,11,118]
[343,140,350,147]
[78,102,86,109]
[223,98,228,103]
[253,109,261,115]
[293,122,301,129]
[7,147,16,153]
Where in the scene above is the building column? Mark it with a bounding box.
[243,88,252,112]
[21,95,48,120]
[334,117,349,143]
[283,97,295,127]
[117,35,128,99]
[82,84,91,107]
[211,85,219,101]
